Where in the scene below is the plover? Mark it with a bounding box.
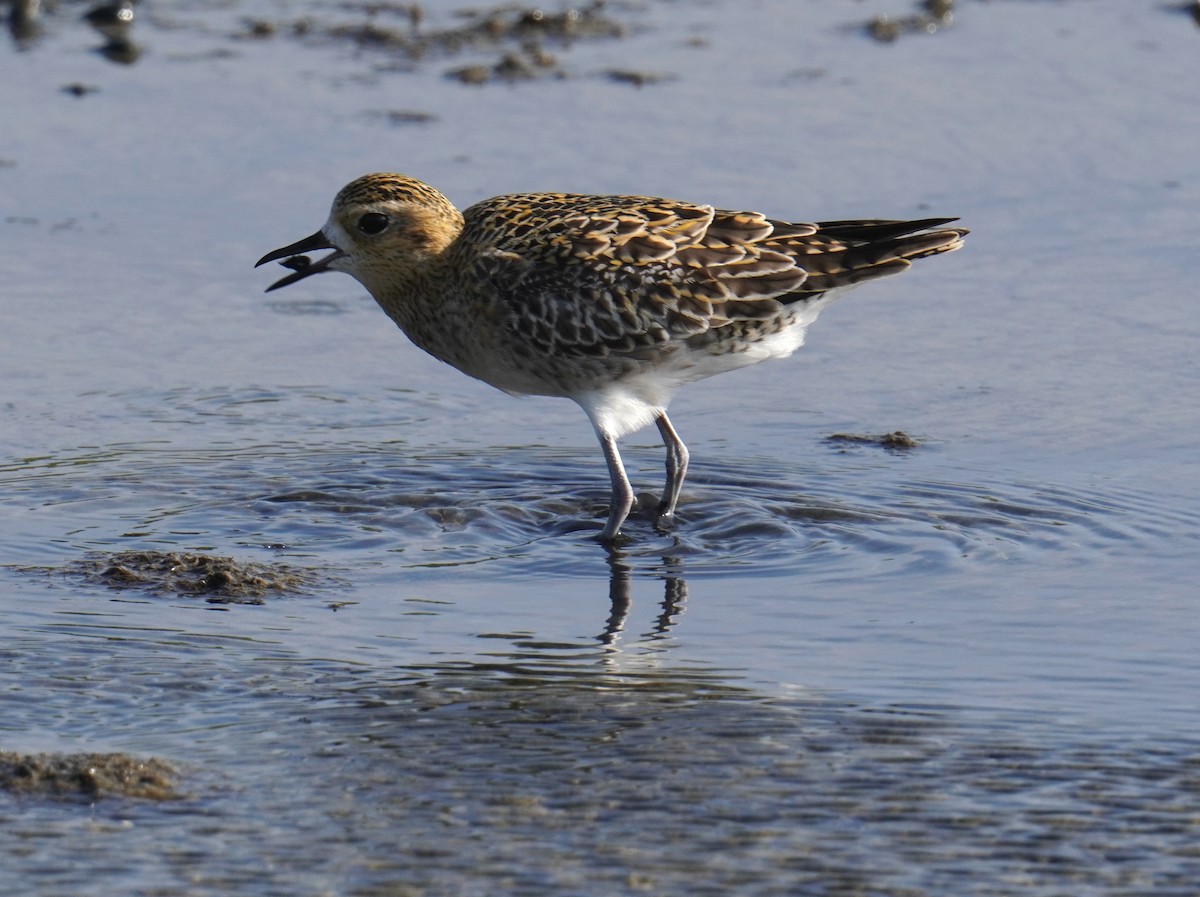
[258,173,966,541]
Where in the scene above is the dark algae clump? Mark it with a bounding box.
[0,750,178,801]
[29,550,318,604]
[827,430,921,450]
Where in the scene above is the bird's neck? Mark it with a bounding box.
[366,255,490,375]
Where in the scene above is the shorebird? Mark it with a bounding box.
[257,173,966,541]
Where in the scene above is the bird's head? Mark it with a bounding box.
[256,173,464,294]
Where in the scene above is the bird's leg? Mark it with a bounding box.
[597,430,635,542]
[654,412,689,524]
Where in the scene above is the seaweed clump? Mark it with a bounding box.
[63,550,315,604]
[827,431,921,450]
[0,750,178,801]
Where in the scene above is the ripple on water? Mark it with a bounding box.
[254,445,1200,581]
[2,433,1192,581]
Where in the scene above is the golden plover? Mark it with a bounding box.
[258,173,966,541]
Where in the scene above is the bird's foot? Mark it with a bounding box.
[653,504,679,535]
[596,526,631,546]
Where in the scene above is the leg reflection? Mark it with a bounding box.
[599,544,688,645]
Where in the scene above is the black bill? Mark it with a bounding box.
[255,230,342,292]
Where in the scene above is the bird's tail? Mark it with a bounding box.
[790,218,968,295]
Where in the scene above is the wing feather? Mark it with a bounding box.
[457,193,964,358]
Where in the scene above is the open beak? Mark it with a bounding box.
[255,230,343,292]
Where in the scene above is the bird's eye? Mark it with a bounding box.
[357,212,390,235]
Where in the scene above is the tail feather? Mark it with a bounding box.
[784,219,967,298]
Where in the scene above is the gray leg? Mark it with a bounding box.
[655,412,689,523]
[597,430,635,541]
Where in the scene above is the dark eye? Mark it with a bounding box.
[357,212,390,235]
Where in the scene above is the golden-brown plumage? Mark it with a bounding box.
[258,173,967,541]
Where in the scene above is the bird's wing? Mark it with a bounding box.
[460,193,963,358]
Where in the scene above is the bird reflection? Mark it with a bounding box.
[598,542,688,646]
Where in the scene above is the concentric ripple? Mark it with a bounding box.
[3,432,1190,583]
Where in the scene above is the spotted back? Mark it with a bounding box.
[452,192,964,359]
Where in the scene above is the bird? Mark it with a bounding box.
[257,173,967,541]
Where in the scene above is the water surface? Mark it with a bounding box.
[3,1,1199,894]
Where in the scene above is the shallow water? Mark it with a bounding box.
[3,1,1200,894]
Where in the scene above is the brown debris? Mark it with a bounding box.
[604,69,675,87]
[61,82,100,97]
[448,45,560,83]
[378,109,440,125]
[865,0,955,43]
[245,1,626,84]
